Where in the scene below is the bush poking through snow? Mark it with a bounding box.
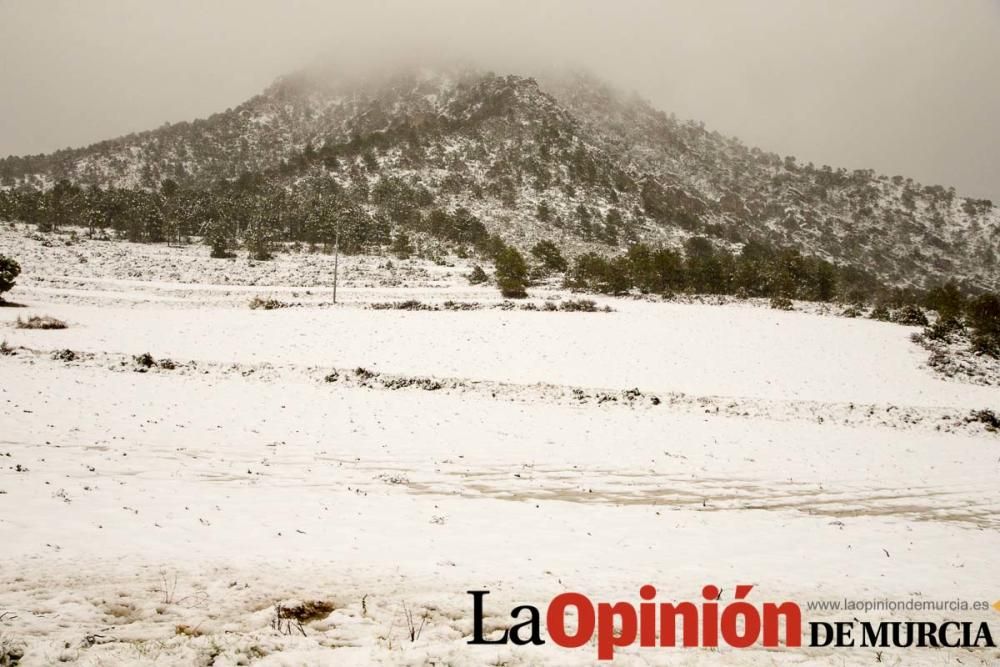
[0,633,26,666]
[968,409,1000,432]
[248,296,288,310]
[133,352,157,369]
[402,603,428,642]
[770,296,794,311]
[369,300,435,311]
[441,301,480,311]
[559,299,600,312]
[0,340,13,356]
[840,304,864,318]
[891,304,929,327]
[381,377,443,391]
[467,265,488,285]
[15,315,67,330]
[175,624,204,638]
[0,255,20,302]
[52,349,76,362]
[923,318,965,342]
[971,333,1000,357]
[869,305,892,321]
[354,367,378,381]
[270,604,306,637]
[277,600,336,624]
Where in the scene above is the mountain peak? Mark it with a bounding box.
[0,64,996,291]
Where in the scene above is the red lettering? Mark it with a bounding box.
[547,593,595,648]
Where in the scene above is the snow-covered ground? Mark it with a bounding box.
[1,227,999,665]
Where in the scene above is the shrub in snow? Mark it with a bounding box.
[441,300,480,311]
[924,280,966,321]
[971,334,1000,358]
[869,305,892,321]
[559,299,599,312]
[770,296,793,311]
[467,265,488,285]
[840,304,864,318]
[369,300,434,311]
[891,304,929,326]
[0,255,21,302]
[15,315,67,329]
[968,409,1000,431]
[248,296,288,310]
[923,317,965,342]
[0,633,26,666]
[133,352,157,369]
[276,599,336,623]
[210,244,236,259]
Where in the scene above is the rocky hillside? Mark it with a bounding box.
[1,65,997,290]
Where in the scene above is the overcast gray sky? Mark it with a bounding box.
[1,0,998,200]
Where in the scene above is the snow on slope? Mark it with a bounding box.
[3,298,997,408]
[2,352,999,665]
[1,236,999,665]
[4,66,998,291]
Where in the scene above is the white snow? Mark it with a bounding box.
[1,228,998,665]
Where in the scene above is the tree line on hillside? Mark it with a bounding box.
[488,239,1000,358]
[0,177,497,260]
[3,175,1000,357]
[563,237,876,302]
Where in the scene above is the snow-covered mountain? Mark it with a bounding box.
[2,65,997,290]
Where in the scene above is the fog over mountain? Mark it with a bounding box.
[1,0,998,200]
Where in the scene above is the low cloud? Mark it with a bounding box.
[0,0,997,198]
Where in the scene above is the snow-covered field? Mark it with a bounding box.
[1,227,999,665]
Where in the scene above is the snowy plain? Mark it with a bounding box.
[1,226,999,666]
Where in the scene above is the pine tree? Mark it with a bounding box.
[530,240,568,273]
[390,231,413,259]
[494,246,529,298]
[0,255,21,302]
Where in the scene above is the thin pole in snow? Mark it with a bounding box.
[333,223,340,305]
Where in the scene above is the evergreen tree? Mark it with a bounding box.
[494,246,529,298]
[924,281,966,321]
[0,255,20,302]
[967,293,1000,356]
[530,240,568,273]
[390,231,413,259]
[536,201,551,222]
